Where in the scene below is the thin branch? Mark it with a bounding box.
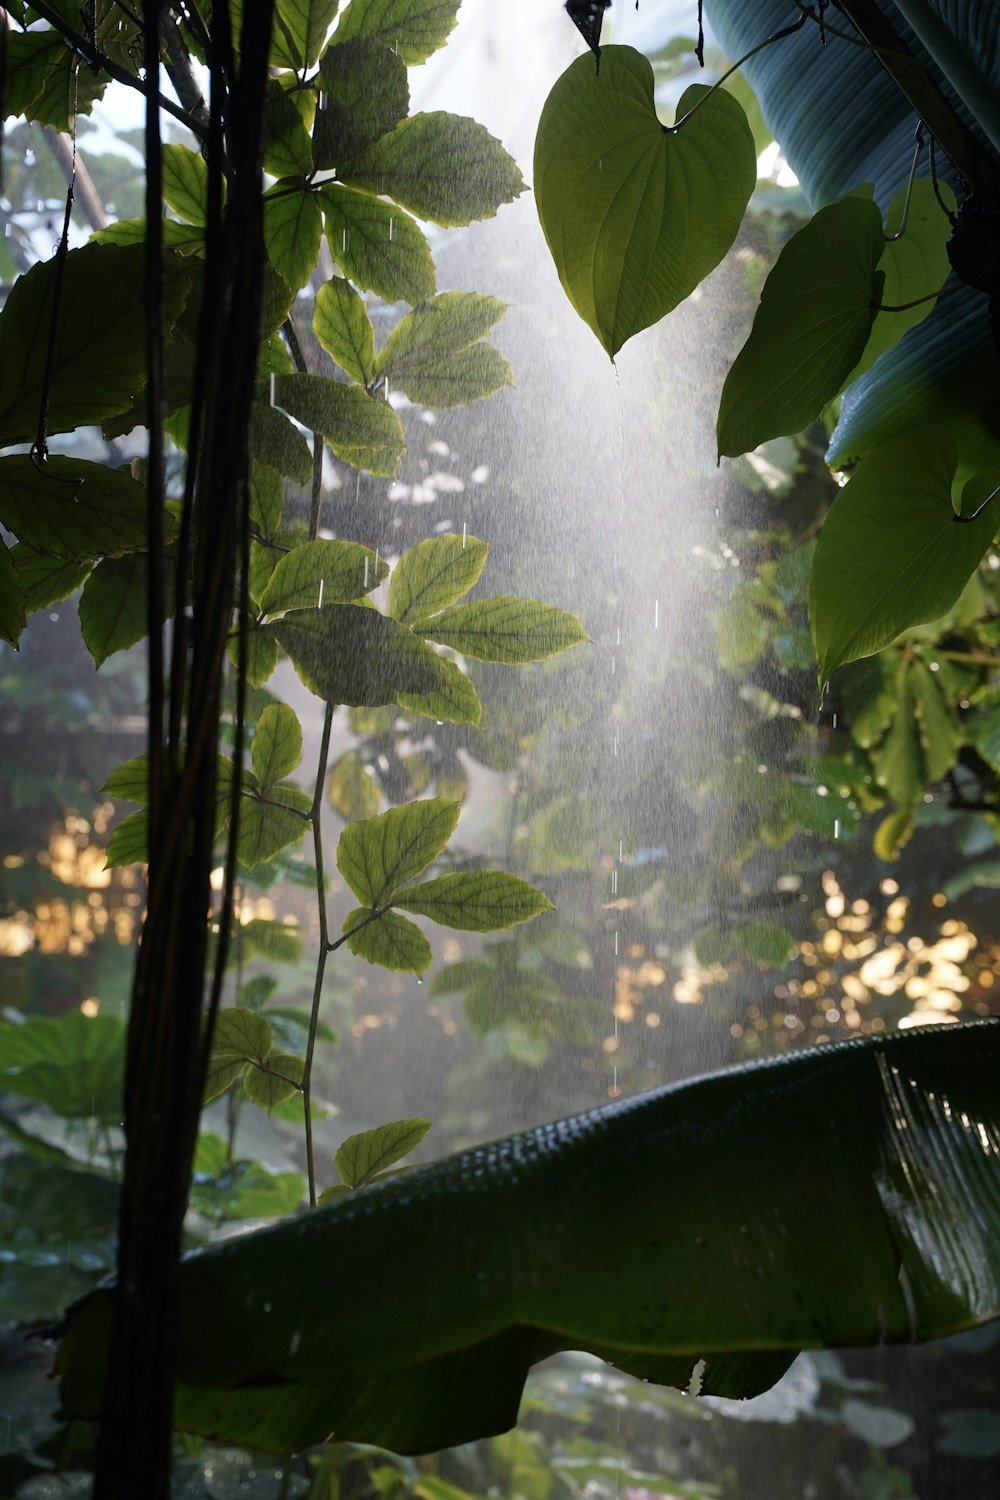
[302,699,334,1207]
[42,127,107,231]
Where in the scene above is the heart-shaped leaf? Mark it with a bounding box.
[809,430,1000,683]
[534,46,755,357]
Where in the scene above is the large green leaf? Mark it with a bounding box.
[0,456,169,561]
[375,294,511,407]
[268,603,459,705]
[0,1013,124,1123]
[270,0,341,71]
[809,431,1000,682]
[717,197,885,458]
[335,1118,432,1188]
[320,185,436,304]
[251,704,303,789]
[58,1021,1000,1454]
[78,553,173,668]
[2,30,107,129]
[259,539,386,616]
[0,244,192,444]
[237,785,311,868]
[417,596,589,663]
[313,277,377,386]
[272,372,405,476]
[314,35,408,165]
[12,545,91,615]
[394,871,554,932]
[389,533,489,624]
[263,188,324,291]
[332,0,460,65]
[161,144,211,226]
[338,113,524,227]
[337,796,459,906]
[534,47,755,357]
[396,652,482,727]
[342,906,433,972]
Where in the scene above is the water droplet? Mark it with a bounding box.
[416,978,424,986]
[388,216,395,241]
[462,522,467,548]
[654,599,659,629]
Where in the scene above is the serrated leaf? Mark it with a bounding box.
[210,1008,273,1065]
[809,432,1000,682]
[329,750,381,820]
[337,796,459,906]
[263,78,315,178]
[161,144,211,226]
[79,553,174,667]
[335,1117,432,1189]
[263,188,324,292]
[417,596,588,663]
[243,1053,305,1111]
[12,545,91,613]
[313,278,376,386]
[534,48,755,357]
[717,197,885,458]
[268,603,460,705]
[332,0,459,65]
[339,112,524,228]
[202,1057,248,1106]
[389,534,489,624]
[376,294,510,407]
[270,0,341,70]
[314,36,408,166]
[252,704,303,788]
[104,808,149,867]
[0,1012,124,1123]
[251,462,285,540]
[397,652,482,726]
[237,792,310,869]
[320,185,435,304]
[0,244,191,444]
[251,402,314,484]
[342,906,433,972]
[0,541,26,647]
[259,539,386,616]
[272,372,404,477]
[93,217,206,252]
[229,629,280,689]
[395,871,554,932]
[2,31,107,129]
[0,455,169,560]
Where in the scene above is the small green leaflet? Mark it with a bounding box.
[268,603,460,706]
[375,293,511,408]
[717,197,885,458]
[313,36,409,166]
[263,190,324,293]
[203,1008,303,1106]
[251,704,303,788]
[809,431,1000,683]
[329,749,382,820]
[237,785,311,869]
[251,403,314,484]
[342,906,433,972]
[263,78,315,179]
[332,0,460,65]
[337,797,459,906]
[269,0,341,71]
[272,372,405,477]
[389,533,489,625]
[161,145,212,226]
[334,1118,432,1189]
[418,596,589,663]
[319,185,436,305]
[338,113,524,228]
[258,539,386,616]
[313,278,376,386]
[534,47,755,357]
[396,652,482,726]
[0,456,170,561]
[394,871,554,932]
[242,1054,305,1111]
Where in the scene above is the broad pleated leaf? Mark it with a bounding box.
[342,906,433,972]
[809,431,1000,682]
[417,596,588,663]
[389,533,489,624]
[258,539,386,616]
[313,278,376,386]
[394,871,554,932]
[268,604,458,705]
[0,1013,124,1124]
[58,1021,1000,1453]
[337,797,459,906]
[717,197,884,458]
[338,113,524,227]
[273,372,405,476]
[0,244,191,444]
[0,456,168,561]
[335,1118,432,1189]
[332,0,460,65]
[534,47,755,357]
[320,185,435,304]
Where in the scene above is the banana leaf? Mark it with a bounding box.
[706,0,1000,472]
[58,1020,1000,1454]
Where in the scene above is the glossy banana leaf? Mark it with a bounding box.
[706,0,1000,473]
[59,1021,1000,1454]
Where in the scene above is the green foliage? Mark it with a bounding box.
[0,1012,124,1123]
[375,293,512,407]
[202,1007,306,1112]
[333,1116,432,1189]
[389,534,490,625]
[338,798,460,906]
[417,597,590,663]
[534,47,755,356]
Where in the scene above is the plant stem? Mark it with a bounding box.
[303,698,334,1206]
